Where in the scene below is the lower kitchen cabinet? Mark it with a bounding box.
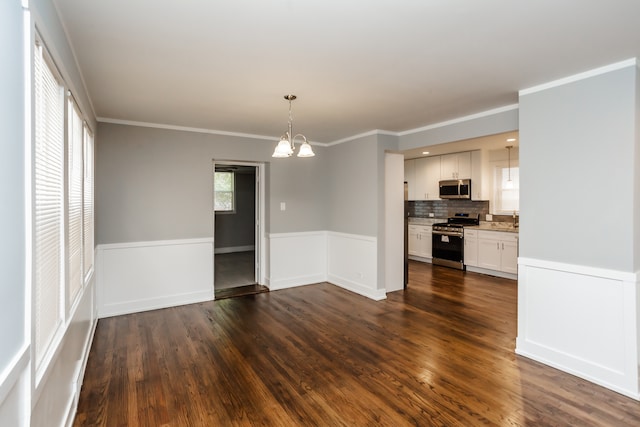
[476,230,518,274]
[464,229,478,267]
[408,224,432,259]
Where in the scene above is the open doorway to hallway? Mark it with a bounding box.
[213,162,267,299]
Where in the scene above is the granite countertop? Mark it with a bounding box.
[409,217,519,233]
[468,222,519,233]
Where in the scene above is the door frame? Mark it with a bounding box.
[212,160,266,287]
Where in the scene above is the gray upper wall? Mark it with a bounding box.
[398,107,518,151]
[519,64,638,271]
[96,123,330,244]
[326,134,381,237]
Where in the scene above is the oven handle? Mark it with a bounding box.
[433,231,463,237]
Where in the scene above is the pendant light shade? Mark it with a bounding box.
[297,141,315,157]
[273,137,294,157]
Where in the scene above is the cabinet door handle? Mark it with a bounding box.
[497,242,500,250]
[502,243,504,250]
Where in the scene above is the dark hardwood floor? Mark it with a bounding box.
[74,261,640,426]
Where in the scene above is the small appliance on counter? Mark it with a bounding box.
[432,213,479,270]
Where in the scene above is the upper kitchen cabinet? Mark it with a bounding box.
[414,157,440,200]
[440,152,471,180]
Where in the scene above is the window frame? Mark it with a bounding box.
[31,31,96,385]
[214,170,236,213]
[492,162,520,215]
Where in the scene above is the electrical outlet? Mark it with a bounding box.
[486,214,493,221]
[428,213,434,217]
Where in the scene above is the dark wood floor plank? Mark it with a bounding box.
[74,262,640,426]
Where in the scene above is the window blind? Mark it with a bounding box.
[34,40,65,369]
[68,98,83,303]
[83,125,94,278]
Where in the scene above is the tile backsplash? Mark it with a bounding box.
[408,200,490,220]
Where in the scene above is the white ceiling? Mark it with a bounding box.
[53,0,640,145]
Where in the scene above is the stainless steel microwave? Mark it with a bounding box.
[439,179,471,199]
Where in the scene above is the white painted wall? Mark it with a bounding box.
[97,239,214,317]
[385,152,405,293]
[268,231,327,290]
[327,232,383,300]
[0,0,27,384]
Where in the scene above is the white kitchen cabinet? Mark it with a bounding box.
[500,237,518,274]
[464,229,478,267]
[477,230,518,274]
[470,150,486,200]
[408,224,432,258]
[404,159,416,200]
[440,152,471,180]
[414,156,440,200]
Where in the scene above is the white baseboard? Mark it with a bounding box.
[97,238,214,318]
[327,273,387,300]
[516,257,639,400]
[466,265,517,280]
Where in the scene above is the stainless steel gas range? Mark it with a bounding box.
[432,213,479,270]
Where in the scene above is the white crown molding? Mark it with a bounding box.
[99,102,520,149]
[397,104,519,137]
[97,117,330,146]
[519,58,637,96]
[97,117,282,142]
[326,129,399,146]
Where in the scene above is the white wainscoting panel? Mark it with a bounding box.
[516,257,639,399]
[268,231,327,290]
[97,238,214,318]
[31,279,97,427]
[0,345,29,427]
[327,232,384,300]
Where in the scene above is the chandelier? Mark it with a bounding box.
[272,95,315,158]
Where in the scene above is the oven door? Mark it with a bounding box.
[432,231,464,262]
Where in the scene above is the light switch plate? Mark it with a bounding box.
[280,202,286,211]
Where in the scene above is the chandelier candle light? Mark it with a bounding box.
[272,95,315,158]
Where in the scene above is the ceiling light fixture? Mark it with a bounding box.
[272,95,315,158]
[505,145,514,189]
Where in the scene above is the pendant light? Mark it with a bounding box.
[272,95,315,158]
[504,145,514,189]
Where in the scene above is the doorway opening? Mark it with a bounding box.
[213,161,267,299]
